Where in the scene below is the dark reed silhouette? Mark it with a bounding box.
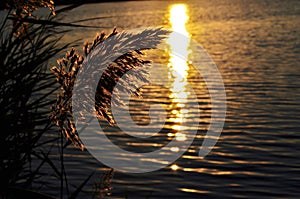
[0,0,106,198]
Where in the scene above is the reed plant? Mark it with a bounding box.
[1,0,167,198]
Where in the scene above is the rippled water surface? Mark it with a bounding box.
[44,0,300,198]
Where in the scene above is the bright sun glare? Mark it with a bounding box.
[169,4,189,36]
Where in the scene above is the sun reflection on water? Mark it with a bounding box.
[167,4,191,140]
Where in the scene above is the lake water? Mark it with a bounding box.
[42,0,300,198]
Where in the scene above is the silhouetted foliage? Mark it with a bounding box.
[0,0,66,197]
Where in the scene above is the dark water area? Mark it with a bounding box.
[35,0,300,198]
